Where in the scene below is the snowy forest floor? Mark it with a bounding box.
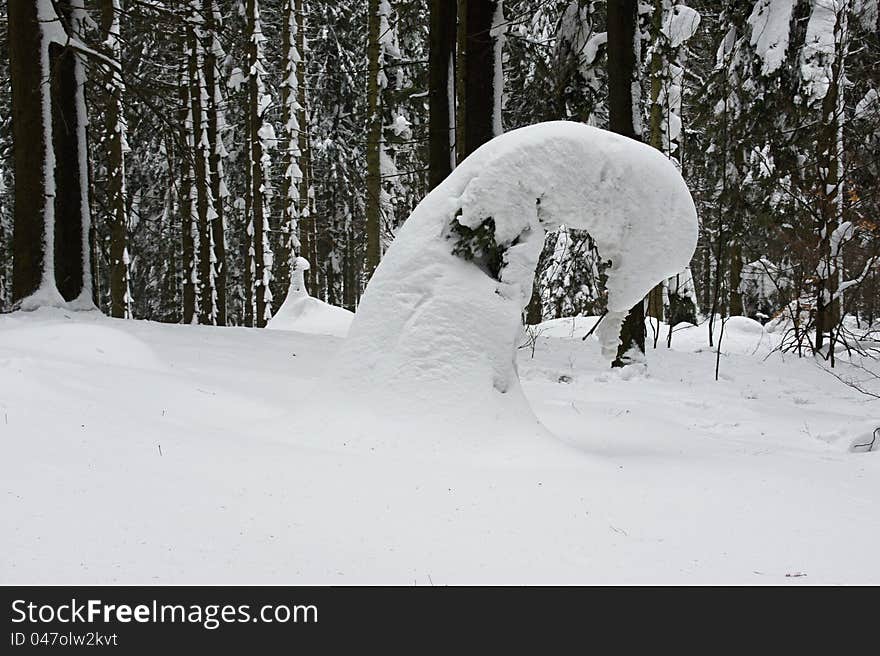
[2,308,879,584]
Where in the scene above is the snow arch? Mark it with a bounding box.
[332,122,698,434]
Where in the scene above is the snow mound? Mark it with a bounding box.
[0,311,165,371]
[267,298,353,338]
[664,316,776,356]
[328,122,698,438]
[267,257,353,338]
[724,316,765,335]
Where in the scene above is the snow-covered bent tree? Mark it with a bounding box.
[332,122,698,438]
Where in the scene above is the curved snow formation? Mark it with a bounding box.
[333,122,698,429]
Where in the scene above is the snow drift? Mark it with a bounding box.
[267,258,353,337]
[328,122,698,440]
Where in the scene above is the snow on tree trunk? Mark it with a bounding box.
[187,2,218,326]
[65,0,95,310]
[102,0,131,318]
[204,0,228,326]
[245,0,275,328]
[11,0,94,311]
[801,0,851,353]
[278,0,303,304]
[331,122,698,434]
[294,0,317,297]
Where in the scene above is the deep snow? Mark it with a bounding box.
[2,308,878,584]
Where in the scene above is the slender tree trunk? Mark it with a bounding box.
[455,0,467,163]
[188,11,215,325]
[728,241,743,316]
[101,0,130,318]
[607,0,646,367]
[343,228,357,311]
[295,0,317,295]
[246,0,273,327]
[205,0,227,325]
[645,0,665,324]
[365,0,382,280]
[814,10,846,353]
[278,0,300,304]
[428,0,457,189]
[180,64,197,324]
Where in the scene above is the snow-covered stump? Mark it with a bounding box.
[267,258,354,337]
[329,122,698,444]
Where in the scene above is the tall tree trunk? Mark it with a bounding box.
[365,0,382,280]
[278,0,301,304]
[205,0,227,325]
[51,1,83,304]
[458,0,503,161]
[53,0,92,306]
[101,0,130,318]
[180,64,197,324]
[246,0,273,327]
[9,0,50,305]
[188,10,215,325]
[10,0,91,309]
[607,0,646,367]
[814,10,846,354]
[645,0,665,325]
[295,0,317,296]
[428,0,457,189]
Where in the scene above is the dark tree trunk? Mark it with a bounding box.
[51,0,90,303]
[50,40,85,302]
[365,0,382,279]
[10,0,89,307]
[459,0,501,160]
[9,0,48,304]
[343,230,357,312]
[525,283,543,326]
[180,67,196,324]
[428,0,457,189]
[728,241,743,316]
[607,0,645,367]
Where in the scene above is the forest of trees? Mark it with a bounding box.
[0,0,878,363]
